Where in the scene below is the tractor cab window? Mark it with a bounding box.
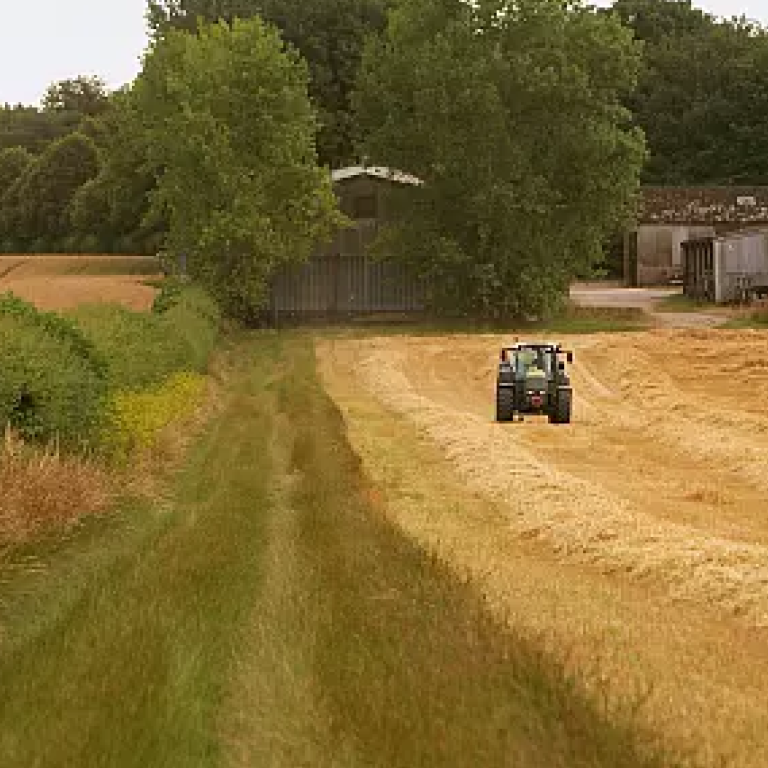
[514,349,551,378]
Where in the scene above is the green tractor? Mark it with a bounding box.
[495,342,573,424]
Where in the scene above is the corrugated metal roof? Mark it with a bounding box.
[331,165,422,186]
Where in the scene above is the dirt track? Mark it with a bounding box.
[319,329,768,767]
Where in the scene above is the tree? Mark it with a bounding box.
[146,0,391,167]
[41,76,111,116]
[1,133,99,249]
[133,17,343,316]
[0,147,32,197]
[610,0,712,44]
[70,91,165,254]
[355,0,645,319]
[610,0,768,184]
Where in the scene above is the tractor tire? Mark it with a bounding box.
[549,389,572,424]
[496,387,515,422]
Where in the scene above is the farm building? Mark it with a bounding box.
[682,228,768,303]
[270,166,425,318]
[624,187,768,286]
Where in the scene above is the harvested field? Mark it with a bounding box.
[0,255,161,311]
[319,329,768,767]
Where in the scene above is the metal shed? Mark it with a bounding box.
[682,228,768,303]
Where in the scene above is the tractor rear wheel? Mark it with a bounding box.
[549,389,572,424]
[496,387,515,422]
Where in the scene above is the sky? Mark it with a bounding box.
[0,0,767,107]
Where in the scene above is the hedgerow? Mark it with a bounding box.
[71,304,197,390]
[0,302,109,446]
[0,285,220,451]
[70,286,220,390]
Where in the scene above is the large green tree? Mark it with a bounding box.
[133,17,342,317]
[355,0,645,318]
[611,0,768,184]
[0,132,99,250]
[146,0,390,167]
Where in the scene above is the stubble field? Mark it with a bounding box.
[319,329,768,767]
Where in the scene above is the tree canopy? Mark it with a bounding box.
[0,147,32,198]
[0,132,99,251]
[355,0,645,318]
[133,17,342,317]
[146,0,391,167]
[610,0,768,184]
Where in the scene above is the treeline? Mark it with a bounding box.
[0,77,161,255]
[0,0,766,315]
[612,0,768,184]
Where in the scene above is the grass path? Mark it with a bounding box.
[0,334,681,768]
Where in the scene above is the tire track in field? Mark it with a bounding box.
[344,336,768,626]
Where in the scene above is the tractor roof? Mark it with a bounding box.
[506,342,560,351]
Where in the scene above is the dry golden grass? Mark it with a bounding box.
[318,331,768,768]
[0,429,112,546]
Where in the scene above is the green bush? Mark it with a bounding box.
[0,287,219,450]
[151,277,186,314]
[70,285,220,390]
[71,305,196,390]
[0,296,109,445]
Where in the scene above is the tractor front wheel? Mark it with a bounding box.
[549,389,572,424]
[496,387,515,422]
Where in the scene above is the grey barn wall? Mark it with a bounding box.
[270,175,425,316]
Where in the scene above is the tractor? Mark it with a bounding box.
[495,342,573,424]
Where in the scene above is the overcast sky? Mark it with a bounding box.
[0,0,766,107]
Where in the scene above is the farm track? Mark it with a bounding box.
[319,330,768,767]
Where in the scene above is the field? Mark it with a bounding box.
[3,261,768,766]
[0,254,161,310]
[319,329,768,767]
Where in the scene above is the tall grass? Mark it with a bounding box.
[0,429,110,546]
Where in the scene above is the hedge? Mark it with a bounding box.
[0,295,109,445]
[0,285,220,450]
[69,285,221,391]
